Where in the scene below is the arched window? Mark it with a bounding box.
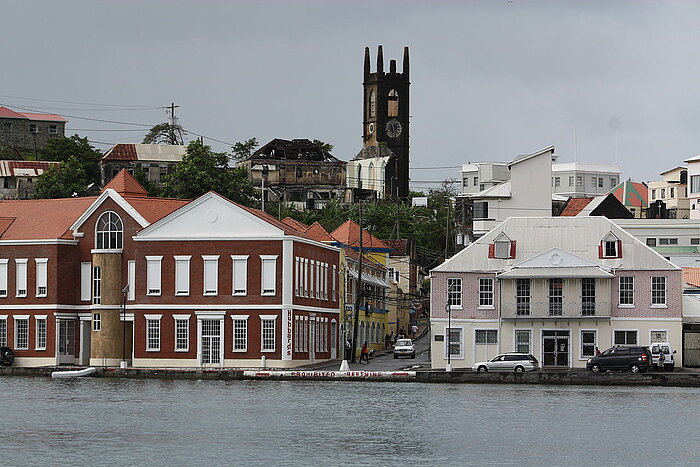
[357,165,363,189]
[368,162,375,190]
[95,211,123,250]
[388,89,399,117]
[369,90,376,119]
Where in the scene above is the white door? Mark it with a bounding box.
[200,319,222,368]
[56,319,76,365]
[331,320,337,359]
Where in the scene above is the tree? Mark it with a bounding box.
[231,137,259,162]
[143,123,184,145]
[34,135,102,198]
[161,140,258,205]
[312,139,334,152]
[0,145,21,160]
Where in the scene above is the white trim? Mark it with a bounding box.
[35,258,48,298]
[611,317,682,321]
[649,328,669,346]
[91,249,123,254]
[230,314,250,352]
[195,310,226,318]
[70,188,149,234]
[260,314,277,352]
[128,260,136,301]
[146,256,162,296]
[174,255,191,296]
[202,255,219,296]
[145,314,162,352]
[231,255,249,296]
[80,262,91,301]
[15,258,27,298]
[173,314,191,352]
[34,315,47,350]
[14,314,30,320]
[260,255,278,296]
[0,239,78,245]
[444,325,465,360]
[144,314,163,320]
[172,314,192,319]
[579,328,598,361]
[431,318,499,323]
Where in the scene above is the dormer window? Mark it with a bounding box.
[488,232,516,259]
[599,232,622,259]
[95,211,123,250]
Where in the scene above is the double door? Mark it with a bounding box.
[542,330,569,367]
[56,319,76,365]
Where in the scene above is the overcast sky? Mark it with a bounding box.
[2,1,698,191]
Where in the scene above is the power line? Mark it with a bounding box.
[0,93,161,108]
[66,128,147,132]
[0,103,155,127]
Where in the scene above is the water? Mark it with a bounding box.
[1,377,699,466]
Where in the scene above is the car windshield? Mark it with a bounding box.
[396,340,412,346]
[600,348,614,356]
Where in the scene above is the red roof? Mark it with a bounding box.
[103,169,148,198]
[101,144,138,161]
[0,106,66,122]
[304,222,335,243]
[331,220,390,250]
[0,197,97,240]
[281,217,309,231]
[125,197,190,224]
[683,268,700,288]
[560,197,593,216]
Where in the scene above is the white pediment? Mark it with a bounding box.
[513,248,603,269]
[136,192,283,239]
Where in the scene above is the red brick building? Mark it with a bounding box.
[0,170,340,368]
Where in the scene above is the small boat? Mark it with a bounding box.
[51,367,97,378]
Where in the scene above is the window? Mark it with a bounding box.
[576,176,583,187]
[35,258,48,297]
[261,316,277,351]
[93,312,101,331]
[473,201,488,219]
[174,316,190,351]
[447,278,462,308]
[232,316,248,352]
[332,265,337,301]
[35,316,47,350]
[128,260,135,301]
[600,233,621,258]
[692,238,700,246]
[568,176,574,187]
[591,177,597,187]
[261,256,278,295]
[473,176,478,187]
[388,89,399,117]
[516,279,530,315]
[445,327,462,358]
[202,255,219,296]
[95,211,123,250]
[619,276,634,306]
[295,257,300,296]
[146,315,161,351]
[671,187,675,198]
[174,256,191,295]
[369,90,376,118]
[652,276,666,306]
[549,278,563,315]
[92,266,101,304]
[475,329,498,344]
[610,178,617,188]
[48,124,58,135]
[0,259,8,297]
[614,330,637,346]
[80,262,91,301]
[0,317,6,347]
[146,256,162,296]
[515,330,531,354]
[581,278,596,315]
[28,123,38,134]
[2,122,11,132]
[651,330,668,343]
[15,258,27,297]
[598,177,604,188]
[15,317,29,350]
[691,175,700,194]
[479,278,494,307]
[490,232,515,259]
[581,330,596,358]
[659,238,678,245]
[651,189,657,199]
[554,177,561,187]
[232,256,248,295]
[646,238,657,247]
[660,188,666,198]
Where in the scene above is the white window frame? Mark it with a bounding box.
[173,314,191,352]
[618,276,634,307]
[80,262,91,301]
[93,312,101,331]
[145,314,162,352]
[478,278,494,309]
[231,314,249,352]
[692,175,700,194]
[34,258,48,298]
[0,259,8,297]
[475,329,498,345]
[445,326,464,359]
[260,314,278,352]
[447,278,462,309]
[35,315,47,350]
[332,265,337,301]
[231,255,248,296]
[0,315,7,348]
[174,255,191,296]
[651,276,667,307]
[260,255,278,296]
[15,258,27,298]
[14,315,29,350]
[514,329,531,354]
[304,258,308,298]
[580,329,597,360]
[95,211,123,251]
[295,257,300,297]
[650,329,668,344]
[92,266,101,305]
[128,260,135,301]
[146,256,162,296]
[202,255,219,296]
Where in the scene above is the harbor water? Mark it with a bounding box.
[1,377,699,465]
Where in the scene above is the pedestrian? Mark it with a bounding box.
[344,339,352,361]
[385,333,390,349]
[411,324,418,338]
[399,327,406,339]
[658,348,666,371]
[389,331,395,346]
[361,341,369,364]
[595,346,601,356]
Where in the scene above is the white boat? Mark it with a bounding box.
[51,367,97,378]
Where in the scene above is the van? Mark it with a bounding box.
[586,346,653,373]
[649,342,676,371]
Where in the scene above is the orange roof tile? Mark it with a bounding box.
[304,222,335,243]
[683,268,700,288]
[560,197,593,216]
[103,169,148,197]
[0,197,97,240]
[125,197,190,224]
[281,217,309,231]
[330,220,390,250]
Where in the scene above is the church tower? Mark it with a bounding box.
[361,45,410,199]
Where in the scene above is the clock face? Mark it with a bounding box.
[386,119,402,138]
[368,123,375,135]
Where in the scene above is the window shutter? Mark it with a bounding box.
[0,260,8,296]
[175,259,189,294]
[147,257,162,293]
[204,258,218,294]
[233,258,247,294]
[598,244,603,259]
[509,240,517,259]
[80,262,91,301]
[488,244,495,258]
[16,260,27,294]
[36,259,47,294]
[617,240,623,258]
[262,258,276,294]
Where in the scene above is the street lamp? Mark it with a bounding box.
[446,282,453,372]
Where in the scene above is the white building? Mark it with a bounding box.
[551,162,620,198]
[461,162,509,195]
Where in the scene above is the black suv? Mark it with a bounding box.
[586,346,652,373]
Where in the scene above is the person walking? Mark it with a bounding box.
[360,341,369,364]
[595,346,601,356]
[385,333,391,349]
[389,331,395,347]
[411,324,418,338]
[344,339,352,361]
[658,348,666,371]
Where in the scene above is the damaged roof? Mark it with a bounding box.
[248,138,343,163]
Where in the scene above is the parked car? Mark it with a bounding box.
[472,353,539,373]
[393,339,416,359]
[586,346,653,373]
[649,342,676,371]
[0,346,14,366]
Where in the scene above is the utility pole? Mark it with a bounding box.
[166,102,183,145]
[351,202,364,363]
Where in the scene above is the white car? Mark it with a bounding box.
[393,339,416,359]
[649,342,676,371]
[472,353,539,373]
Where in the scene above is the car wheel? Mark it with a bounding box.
[477,365,488,373]
[514,365,525,373]
[591,364,601,373]
[630,364,641,374]
[411,353,415,359]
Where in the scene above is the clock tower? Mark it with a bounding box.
[359,45,410,199]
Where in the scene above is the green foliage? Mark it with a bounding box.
[143,123,184,145]
[0,145,21,160]
[34,135,102,198]
[231,137,259,162]
[161,140,258,205]
[312,139,334,152]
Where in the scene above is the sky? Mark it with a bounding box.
[2,0,698,192]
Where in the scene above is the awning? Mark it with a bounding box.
[497,266,613,279]
[347,268,389,288]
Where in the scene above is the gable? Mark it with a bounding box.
[513,248,605,269]
[136,192,284,240]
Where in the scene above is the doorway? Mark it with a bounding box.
[542,330,570,367]
[330,320,337,359]
[200,318,222,367]
[56,319,76,365]
[309,316,316,361]
[79,319,91,366]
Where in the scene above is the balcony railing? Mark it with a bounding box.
[501,300,611,318]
